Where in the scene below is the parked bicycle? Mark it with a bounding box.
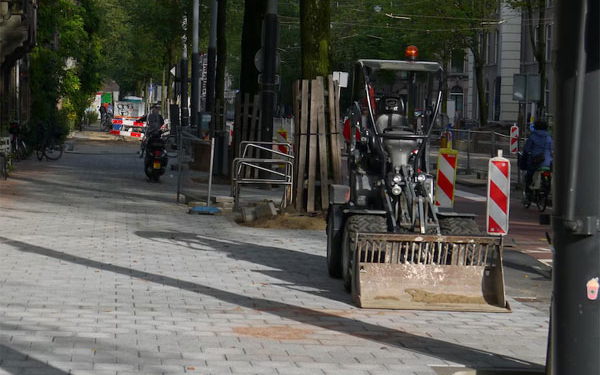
[0,136,10,180]
[9,121,28,161]
[36,121,64,161]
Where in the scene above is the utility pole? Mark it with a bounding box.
[205,0,218,136]
[260,0,278,152]
[191,0,200,133]
[181,16,189,128]
[552,0,599,374]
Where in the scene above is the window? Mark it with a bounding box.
[450,86,464,116]
[487,32,497,64]
[494,77,501,121]
[534,26,540,61]
[485,80,490,116]
[451,50,465,73]
[480,33,486,63]
[546,24,552,61]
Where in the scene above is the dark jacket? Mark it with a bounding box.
[523,129,553,170]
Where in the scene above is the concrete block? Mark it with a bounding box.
[214,196,234,203]
[242,207,257,222]
[188,201,207,207]
[255,201,277,220]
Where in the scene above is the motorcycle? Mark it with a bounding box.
[143,129,168,182]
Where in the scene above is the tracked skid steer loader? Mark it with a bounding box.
[327,48,510,312]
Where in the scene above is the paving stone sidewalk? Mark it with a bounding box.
[0,133,548,375]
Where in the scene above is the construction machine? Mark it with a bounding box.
[326,47,510,312]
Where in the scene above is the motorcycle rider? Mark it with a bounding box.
[139,106,165,158]
[521,120,553,203]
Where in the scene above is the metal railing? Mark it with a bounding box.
[231,141,294,211]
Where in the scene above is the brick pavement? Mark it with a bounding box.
[0,132,549,375]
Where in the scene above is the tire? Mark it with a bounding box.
[326,209,343,278]
[17,141,27,160]
[522,189,531,209]
[44,140,63,161]
[537,192,548,212]
[438,217,481,265]
[36,143,45,161]
[341,215,387,292]
[438,217,481,235]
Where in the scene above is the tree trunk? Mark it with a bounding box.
[215,0,227,113]
[300,0,331,79]
[239,0,267,96]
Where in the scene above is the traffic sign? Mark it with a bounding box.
[435,148,458,208]
[486,150,511,235]
[510,125,519,154]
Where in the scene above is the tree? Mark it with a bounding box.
[30,0,104,133]
[239,1,267,97]
[215,0,228,106]
[397,0,499,127]
[300,0,331,79]
[507,0,548,116]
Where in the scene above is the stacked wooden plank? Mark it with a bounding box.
[293,75,343,213]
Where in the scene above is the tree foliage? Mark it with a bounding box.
[30,0,103,132]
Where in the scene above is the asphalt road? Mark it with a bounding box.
[453,184,552,311]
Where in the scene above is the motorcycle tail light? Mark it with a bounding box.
[154,150,162,157]
[543,171,551,178]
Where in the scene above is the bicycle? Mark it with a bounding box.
[522,167,552,212]
[9,122,28,161]
[0,136,10,179]
[36,122,64,161]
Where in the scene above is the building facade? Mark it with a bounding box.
[467,2,522,126]
[0,0,37,128]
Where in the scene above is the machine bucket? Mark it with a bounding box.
[352,233,511,312]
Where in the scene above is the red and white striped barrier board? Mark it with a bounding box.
[510,125,519,154]
[435,148,458,208]
[487,150,511,235]
[110,129,144,138]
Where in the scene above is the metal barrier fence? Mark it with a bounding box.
[231,141,294,211]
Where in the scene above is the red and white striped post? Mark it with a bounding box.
[435,148,458,208]
[487,150,511,235]
[510,125,519,154]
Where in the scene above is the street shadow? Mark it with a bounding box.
[0,344,70,375]
[1,235,545,371]
[12,175,176,207]
[134,230,346,302]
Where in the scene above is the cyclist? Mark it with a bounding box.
[521,120,553,204]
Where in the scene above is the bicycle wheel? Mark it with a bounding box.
[522,189,531,209]
[44,139,63,161]
[17,140,27,160]
[537,192,548,212]
[0,154,7,180]
[36,142,45,161]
